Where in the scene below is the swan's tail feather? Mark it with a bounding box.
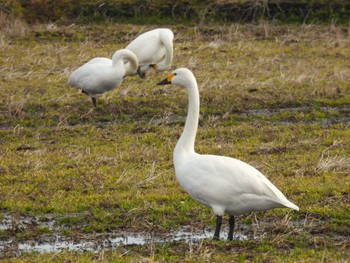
[285,201,299,211]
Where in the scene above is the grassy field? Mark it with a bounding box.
[0,21,350,262]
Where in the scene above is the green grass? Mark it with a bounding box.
[0,23,349,261]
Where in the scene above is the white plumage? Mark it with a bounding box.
[157,68,299,240]
[125,28,174,78]
[67,49,138,107]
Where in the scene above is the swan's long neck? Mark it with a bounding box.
[174,78,199,163]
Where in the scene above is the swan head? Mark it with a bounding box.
[157,68,195,87]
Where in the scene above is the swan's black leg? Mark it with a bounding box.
[81,90,96,107]
[91,97,97,108]
[80,90,96,107]
[137,66,146,79]
[228,215,235,241]
[213,215,222,240]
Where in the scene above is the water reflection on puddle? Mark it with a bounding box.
[1,228,248,253]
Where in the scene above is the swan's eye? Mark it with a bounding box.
[174,73,177,76]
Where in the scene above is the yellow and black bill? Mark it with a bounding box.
[157,73,174,85]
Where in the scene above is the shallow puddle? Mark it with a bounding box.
[0,228,247,254]
[0,213,249,255]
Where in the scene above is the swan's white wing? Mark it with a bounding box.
[68,59,112,87]
[67,62,122,95]
[175,154,299,215]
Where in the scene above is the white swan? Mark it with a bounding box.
[125,28,174,78]
[67,49,138,107]
[157,68,299,240]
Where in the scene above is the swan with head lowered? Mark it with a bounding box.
[125,28,174,78]
[67,49,138,107]
[157,68,299,241]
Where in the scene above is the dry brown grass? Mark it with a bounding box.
[316,153,350,173]
[0,11,28,37]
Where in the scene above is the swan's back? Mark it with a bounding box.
[126,28,173,63]
[174,153,299,215]
[84,57,112,66]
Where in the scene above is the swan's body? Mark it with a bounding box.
[157,68,299,240]
[125,28,174,78]
[67,49,138,107]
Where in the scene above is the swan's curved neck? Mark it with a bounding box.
[113,51,138,75]
[174,78,199,161]
[125,61,138,76]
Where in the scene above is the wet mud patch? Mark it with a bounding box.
[0,213,80,232]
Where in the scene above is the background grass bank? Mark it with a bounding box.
[1,0,350,25]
